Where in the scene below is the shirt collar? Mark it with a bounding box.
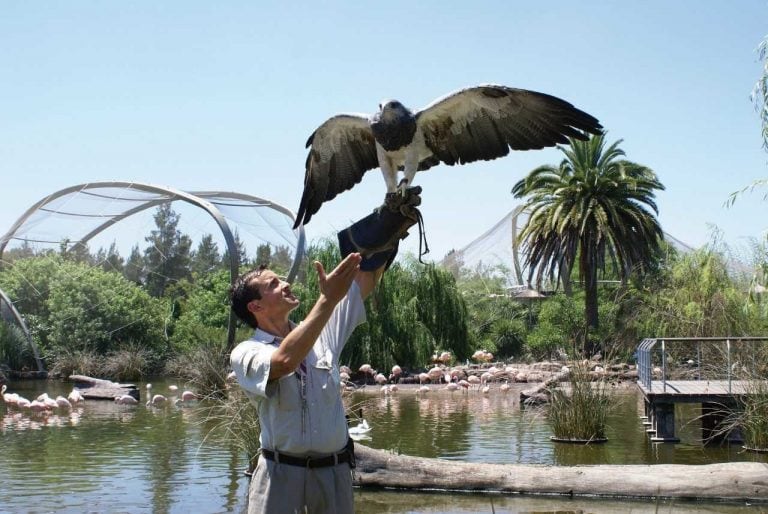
[252,321,297,345]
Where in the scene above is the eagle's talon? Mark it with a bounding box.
[397,179,410,197]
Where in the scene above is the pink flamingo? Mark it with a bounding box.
[115,394,138,405]
[147,394,167,407]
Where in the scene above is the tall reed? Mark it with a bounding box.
[548,361,613,442]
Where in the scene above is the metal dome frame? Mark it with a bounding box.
[0,287,45,372]
[0,181,306,349]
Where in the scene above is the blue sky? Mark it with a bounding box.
[2,2,768,263]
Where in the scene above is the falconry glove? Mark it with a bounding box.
[338,186,423,271]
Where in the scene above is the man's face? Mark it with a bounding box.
[247,269,299,318]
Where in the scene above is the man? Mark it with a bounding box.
[229,188,421,514]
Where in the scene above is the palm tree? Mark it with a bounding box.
[512,134,665,355]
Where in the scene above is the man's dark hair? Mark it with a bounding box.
[229,265,268,329]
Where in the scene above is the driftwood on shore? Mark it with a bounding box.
[68,375,139,401]
[353,443,768,502]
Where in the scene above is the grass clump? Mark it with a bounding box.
[49,349,104,378]
[730,378,768,451]
[103,344,150,381]
[547,361,613,442]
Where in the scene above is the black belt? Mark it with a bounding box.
[260,448,351,469]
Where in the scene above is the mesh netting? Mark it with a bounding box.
[0,182,305,281]
[441,205,695,291]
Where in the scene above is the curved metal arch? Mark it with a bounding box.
[0,288,45,372]
[189,191,306,283]
[0,181,304,347]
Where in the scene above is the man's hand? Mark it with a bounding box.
[314,252,362,304]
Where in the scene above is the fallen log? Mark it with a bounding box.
[68,374,139,401]
[519,368,569,404]
[353,444,768,502]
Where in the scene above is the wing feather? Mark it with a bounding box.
[416,85,602,166]
[294,114,378,228]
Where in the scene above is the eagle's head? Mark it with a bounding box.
[371,99,417,152]
[376,100,411,121]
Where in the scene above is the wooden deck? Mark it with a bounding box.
[638,379,761,400]
[637,379,766,443]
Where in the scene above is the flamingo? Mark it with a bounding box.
[445,382,459,391]
[36,393,58,410]
[55,396,72,409]
[458,379,470,392]
[68,389,84,403]
[374,373,388,385]
[1,385,19,406]
[482,385,491,395]
[168,385,179,392]
[29,399,47,412]
[147,394,167,407]
[115,394,138,405]
[181,390,197,401]
[500,381,511,393]
[16,396,31,409]
[389,384,399,393]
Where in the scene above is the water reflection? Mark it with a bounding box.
[0,379,248,514]
[1,379,766,513]
[347,383,768,466]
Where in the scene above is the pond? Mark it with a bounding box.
[0,379,764,513]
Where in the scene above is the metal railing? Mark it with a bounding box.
[637,337,768,393]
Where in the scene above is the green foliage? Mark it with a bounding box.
[527,294,582,359]
[170,269,231,352]
[548,362,614,441]
[0,255,168,371]
[461,287,528,360]
[0,322,33,370]
[629,248,765,338]
[143,204,193,297]
[288,240,472,371]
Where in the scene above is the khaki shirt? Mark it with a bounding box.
[230,282,366,456]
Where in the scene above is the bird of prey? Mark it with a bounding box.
[293,84,602,228]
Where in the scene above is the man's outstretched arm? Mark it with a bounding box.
[269,253,362,380]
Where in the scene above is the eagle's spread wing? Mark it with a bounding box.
[415,85,603,167]
[294,114,378,228]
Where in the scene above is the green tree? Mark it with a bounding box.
[143,204,192,297]
[512,134,665,355]
[191,234,221,277]
[124,244,145,284]
[221,229,247,269]
[288,241,471,371]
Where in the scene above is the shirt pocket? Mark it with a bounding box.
[312,363,340,404]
